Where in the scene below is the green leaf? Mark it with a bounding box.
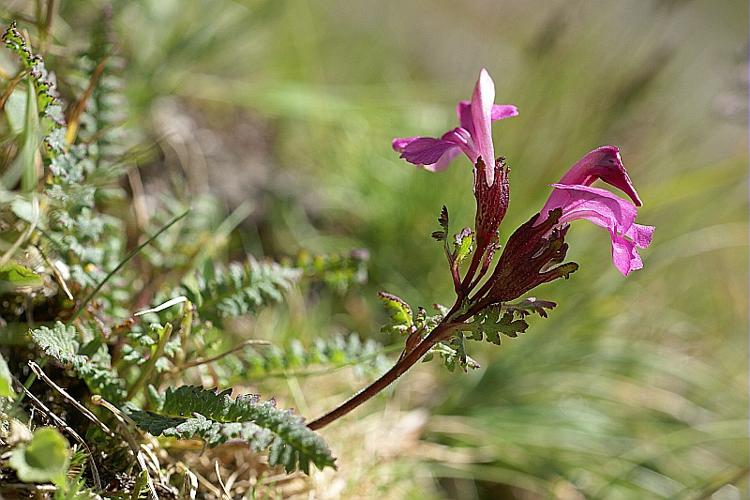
[427,338,481,373]
[8,427,70,485]
[2,79,40,191]
[0,351,15,398]
[31,322,79,361]
[453,227,474,264]
[10,197,37,222]
[230,333,387,380]
[0,262,43,291]
[462,307,529,345]
[30,322,126,401]
[295,250,369,295]
[182,258,301,323]
[127,386,335,473]
[5,86,26,134]
[378,291,413,334]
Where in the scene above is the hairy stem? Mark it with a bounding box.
[307,321,459,430]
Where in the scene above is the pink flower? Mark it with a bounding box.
[392,68,518,186]
[539,147,654,276]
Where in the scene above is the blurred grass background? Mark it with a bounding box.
[20,0,749,497]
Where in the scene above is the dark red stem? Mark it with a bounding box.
[307,321,458,430]
[459,250,484,296]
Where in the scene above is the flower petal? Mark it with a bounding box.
[457,102,519,136]
[392,136,418,152]
[457,101,474,134]
[611,232,643,276]
[441,127,476,160]
[625,223,654,248]
[470,68,496,186]
[428,147,462,172]
[559,145,642,206]
[544,184,637,234]
[541,184,652,275]
[491,104,519,121]
[393,137,461,167]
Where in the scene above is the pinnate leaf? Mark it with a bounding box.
[30,322,125,401]
[182,258,301,323]
[127,386,335,474]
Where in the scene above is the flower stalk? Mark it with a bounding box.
[308,310,465,430]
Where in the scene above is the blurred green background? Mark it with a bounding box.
[20,0,750,497]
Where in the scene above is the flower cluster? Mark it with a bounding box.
[393,69,653,309]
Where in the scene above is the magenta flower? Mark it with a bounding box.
[392,68,518,186]
[539,146,654,276]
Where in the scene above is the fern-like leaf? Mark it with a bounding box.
[182,258,301,323]
[127,386,335,473]
[294,249,368,295]
[30,322,125,401]
[222,333,388,380]
[3,22,64,124]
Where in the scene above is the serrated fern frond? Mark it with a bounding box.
[2,21,64,124]
[181,258,301,323]
[127,386,335,474]
[293,249,369,294]
[2,21,125,292]
[225,333,388,380]
[30,322,125,401]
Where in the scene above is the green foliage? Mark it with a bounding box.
[0,261,43,291]
[453,228,474,265]
[30,322,125,401]
[462,306,529,345]
[0,8,372,497]
[2,22,63,122]
[8,427,70,485]
[294,249,369,294]
[377,291,413,334]
[1,20,125,296]
[504,297,557,318]
[424,337,480,373]
[227,333,388,379]
[128,386,336,473]
[0,0,743,496]
[31,322,79,361]
[181,258,301,324]
[0,352,14,398]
